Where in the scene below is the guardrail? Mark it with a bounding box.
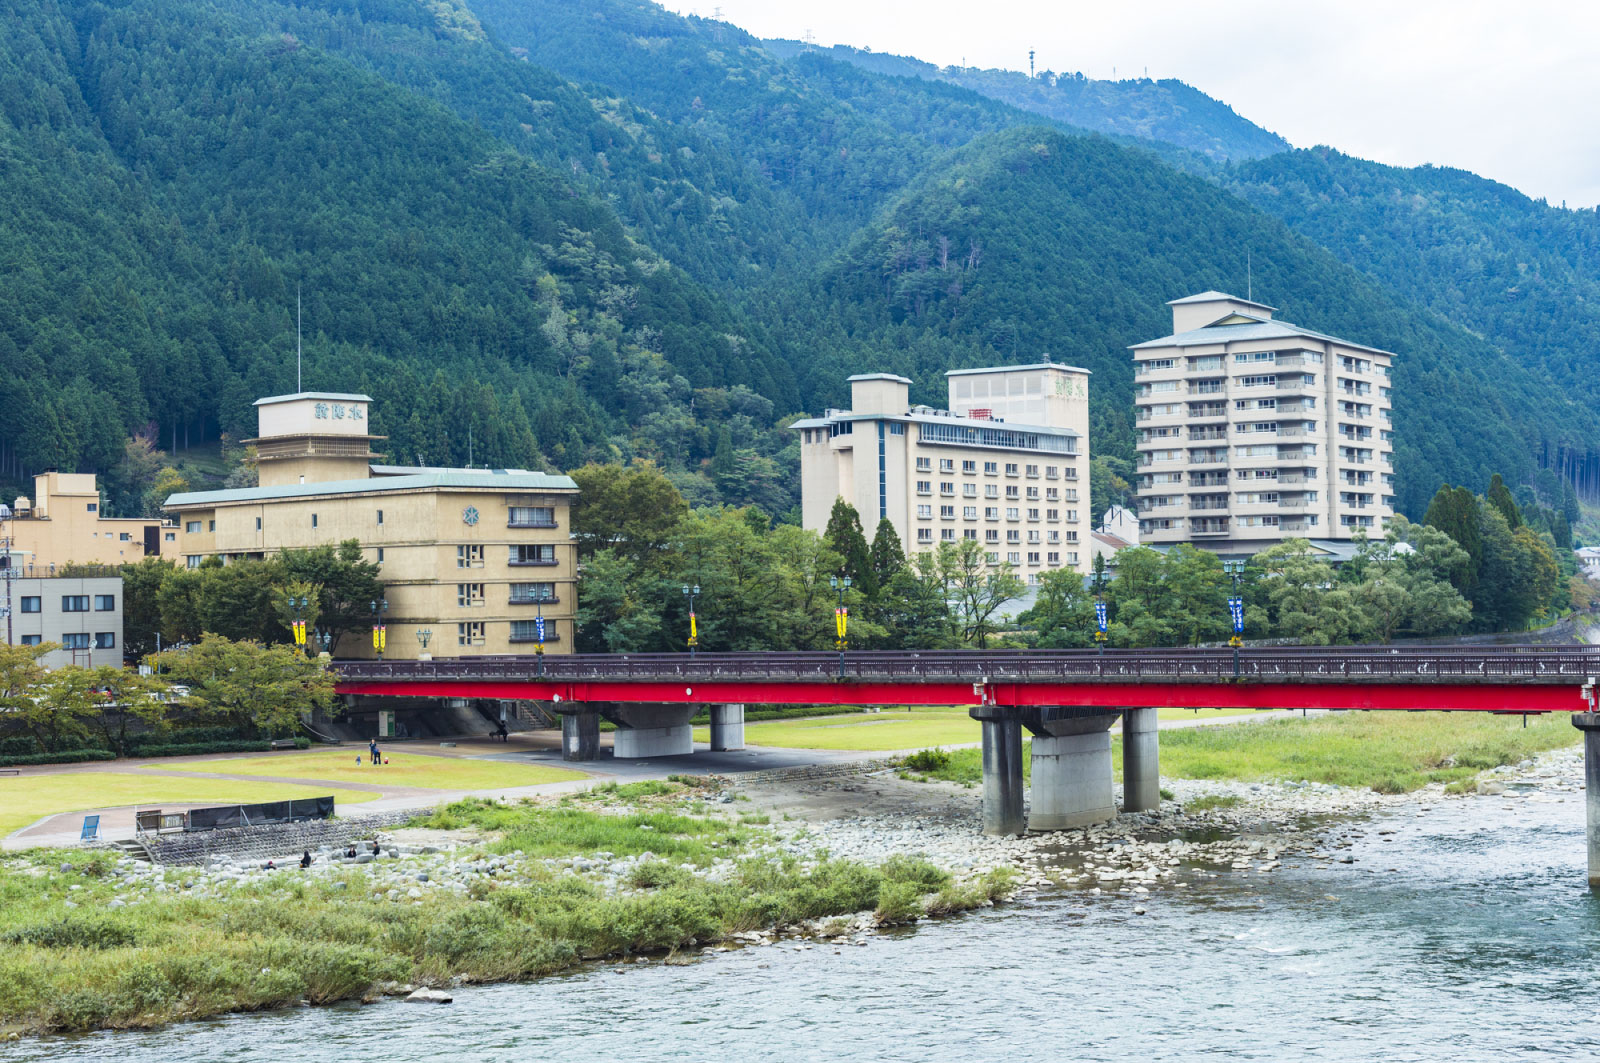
[334,647,1600,686]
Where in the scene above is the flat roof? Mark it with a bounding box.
[166,469,577,508]
[253,392,374,407]
[789,411,1079,438]
[846,373,913,384]
[945,362,1091,376]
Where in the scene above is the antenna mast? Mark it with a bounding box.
[296,286,302,392]
[1029,49,1035,78]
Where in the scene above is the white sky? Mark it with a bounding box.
[663,0,1600,208]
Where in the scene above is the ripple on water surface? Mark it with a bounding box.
[9,794,1600,1063]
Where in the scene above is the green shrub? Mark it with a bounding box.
[2,915,137,950]
[880,854,949,892]
[1184,794,1242,812]
[0,749,116,767]
[873,879,925,924]
[901,749,951,772]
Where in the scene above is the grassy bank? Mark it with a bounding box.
[0,784,1012,1037]
[164,750,585,791]
[913,711,1581,793]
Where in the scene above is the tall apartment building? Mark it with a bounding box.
[794,364,1092,580]
[165,393,578,660]
[1131,291,1395,551]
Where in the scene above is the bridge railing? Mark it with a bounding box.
[333,647,1600,685]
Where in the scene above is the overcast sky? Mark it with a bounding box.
[662,0,1600,208]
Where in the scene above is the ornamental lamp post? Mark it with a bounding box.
[1092,562,1108,655]
[415,627,432,662]
[829,575,852,678]
[682,584,700,657]
[286,595,310,655]
[534,596,546,678]
[369,597,389,661]
[1222,559,1246,677]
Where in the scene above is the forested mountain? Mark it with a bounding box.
[2,0,1596,526]
[761,39,1291,163]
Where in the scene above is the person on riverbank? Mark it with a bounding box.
[369,738,380,766]
[371,839,381,859]
[300,851,312,869]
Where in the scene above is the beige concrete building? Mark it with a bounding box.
[164,393,578,660]
[1131,291,1395,552]
[1,472,170,571]
[793,364,1092,580]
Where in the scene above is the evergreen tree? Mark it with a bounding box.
[1486,473,1523,529]
[1423,485,1483,592]
[823,498,877,598]
[867,518,905,591]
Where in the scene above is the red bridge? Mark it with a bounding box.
[334,647,1600,871]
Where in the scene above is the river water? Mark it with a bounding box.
[10,786,1599,1062]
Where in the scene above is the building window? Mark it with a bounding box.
[61,596,89,613]
[185,521,202,533]
[1045,466,1059,479]
[165,532,175,542]
[511,544,557,566]
[939,459,955,473]
[62,633,90,650]
[255,517,262,531]
[986,552,1000,564]
[1006,507,1020,521]
[984,462,998,475]
[916,481,932,495]
[508,506,556,528]
[916,457,931,472]
[95,595,115,612]
[377,509,384,525]
[916,528,933,543]
[962,460,977,474]
[889,423,905,435]
[311,514,318,529]
[1047,552,1060,564]
[939,482,955,496]
[985,507,999,520]
[457,622,485,646]
[917,505,933,519]
[941,528,956,541]
[1027,552,1041,565]
[86,503,97,513]
[1026,487,1040,500]
[510,582,557,603]
[458,544,484,568]
[1027,508,1040,521]
[1046,509,1059,521]
[119,532,131,541]
[1027,531,1041,544]
[985,530,1000,543]
[94,632,115,649]
[208,520,216,532]
[185,555,202,569]
[985,485,999,498]
[1025,465,1040,477]
[1006,530,1021,544]
[1007,552,1021,564]
[457,583,485,607]
[20,635,40,646]
[963,506,978,520]
[1005,486,1020,499]
[963,484,977,498]
[939,505,955,519]
[963,529,978,540]
[510,619,558,643]
[1005,463,1019,476]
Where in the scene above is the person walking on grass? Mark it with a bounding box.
[369,737,380,766]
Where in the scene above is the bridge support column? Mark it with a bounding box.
[561,712,599,761]
[981,718,1025,836]
[709,704,745,751]
[1573,712,1600,888]
[1121,707,1160,813]
[610,705,696,758]
[1028,713,1117,831]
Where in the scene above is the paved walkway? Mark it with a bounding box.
[2,709,1317,851]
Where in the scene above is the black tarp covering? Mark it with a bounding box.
[185,796,335,830]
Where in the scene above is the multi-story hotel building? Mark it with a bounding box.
[794,364,1092,579]
[1131,291,1395,551]
[164,393,578,660]
[2,472,171,571]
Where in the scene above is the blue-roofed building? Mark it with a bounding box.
[1132,292,1396,554]
[164,393,577,660]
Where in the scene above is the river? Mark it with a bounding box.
[8,784,1598,1062]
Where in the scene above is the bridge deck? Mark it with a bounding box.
[334,648,1600,714]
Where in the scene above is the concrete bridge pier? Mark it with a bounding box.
[561,711,599,761]
[1573,712,1600,887]
[1121,707,1161,813]
[1026,709,1119,831]
[709,704,746,751]
[608,705,696,758]
[979,716,1025,836]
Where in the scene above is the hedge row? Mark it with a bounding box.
[0,750,118,767]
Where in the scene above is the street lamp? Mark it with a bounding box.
[1222,560,1246,677]
[313,626,335,656]
[415,628,432,662]
[829,575,852,678]
[682,584,700,657]
[286,595,310,655]
[534,594,547,678]
[369,598,389,661]
[1092,563,1108,655]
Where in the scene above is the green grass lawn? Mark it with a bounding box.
[0,774,380,837]
[921,711,1581,792]
[163,749,586,791]
[694,707,1254,752]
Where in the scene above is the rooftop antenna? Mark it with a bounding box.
[467,425,474,468]
[296,286,302,392]
[1029,49,1035,78]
